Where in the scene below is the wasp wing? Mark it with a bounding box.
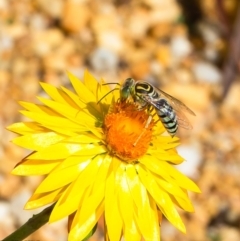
[155,88,196,116]
[173,109,193,130]
[140,93,193,130]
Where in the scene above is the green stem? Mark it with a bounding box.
[2,203,56,241]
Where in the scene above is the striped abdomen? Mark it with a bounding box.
[134,82,178,135]
[155,99,178,136]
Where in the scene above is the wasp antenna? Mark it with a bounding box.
[102,82,120,86]
[97,88,119,104]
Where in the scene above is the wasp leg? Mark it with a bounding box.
[133,115,152,146]
[135,104,147,111]
[147,106,160,124]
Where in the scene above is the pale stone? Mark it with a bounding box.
[90,47,118,72]
[127,7,151,39]
[193,61,222,83]
[62,1,90,32]
[10,188,40,225]
[221,227,240,241]
[29,13,48,30]
[0,175,22,199]
[0,0,8,10]
[4,24,28,39]
[177,143,202,178]
[222,82,240,112]
[36,0,64,18]
[32,29,64,56]
[170,35,193,59]
[97,31,125,54]
[43,54,67,71]
[148,0,181,24]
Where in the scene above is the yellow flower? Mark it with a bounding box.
[8,71,200,241]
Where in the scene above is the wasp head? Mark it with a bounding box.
[120,78,135,101]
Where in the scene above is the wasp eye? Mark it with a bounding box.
[125,78,132,81]
[125,78,134,86]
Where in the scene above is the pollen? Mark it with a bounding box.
[104,102,155,162]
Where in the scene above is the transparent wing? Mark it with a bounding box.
[140,94,193,130]
[174,109,193,130]
[156,88,196,116]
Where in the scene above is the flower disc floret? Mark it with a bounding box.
[104,102,154,162]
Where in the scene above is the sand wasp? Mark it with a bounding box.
[120,78,195,136]
[98,78,195,136]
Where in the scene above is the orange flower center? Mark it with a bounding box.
[104,101,155,163]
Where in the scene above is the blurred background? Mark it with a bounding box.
[1,0,240,240]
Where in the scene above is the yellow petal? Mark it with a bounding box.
[149,196,162,240]
[49,155,104,222]
[19,101,57,115]
[124,217,141,241]
[156,178,194,212]
[158,161,201,193]
[152,136,180,149]
[105,161,122,241]
[117,165,136,241]
[65,133,101,144]
[12,132,65,150]
[61,86,102,120]
[67,72,102,116]
[85,126,104,141]
[40,82,80,109]
[27,143,106,160]
[125,165,160,241]
[20,102,103,137]
[83,70,99,95]
[147,149,184,163]
[37,97,96,125]
[69,170,105,239]
[90,154,112,193]
[69,200,104,241]
[42,126,80,136]
[152,122,165,136]
[7,122,46,135]
[171,192,194,212]
[138,166,186,233]
[97,79,114,106]
[53,155,94,171]
[140,155,173,182]
[27,143,82,160]
[34,160,91,194]
[67,71,96,103]
[9,120,77,136]
[140,156,196,212]
[83,70,115,109]
[156,177,191,203]
[140,155,200,193]
[20,110,87,134]
[153,135,179,144]
[76,182,105,227]
[25,187,66,209]
[74,144,106,156]
[12,159,60,175]
[68,72,109,124]
[19,102,82,136]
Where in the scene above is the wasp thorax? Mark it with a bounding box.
[103,101,154,162]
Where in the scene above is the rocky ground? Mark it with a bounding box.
[1,0,240,240]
